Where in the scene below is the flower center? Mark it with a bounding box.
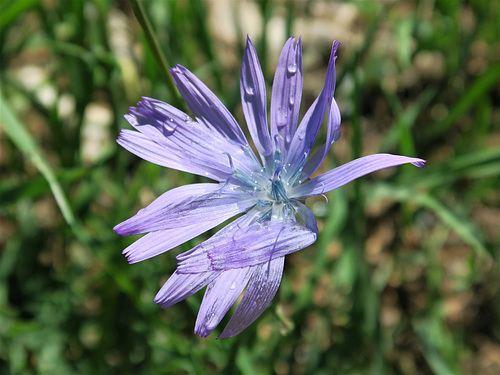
[269,177,288,202]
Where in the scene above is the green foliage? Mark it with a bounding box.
[1,0,499,374]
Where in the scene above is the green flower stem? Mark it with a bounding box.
[130,0,185,110]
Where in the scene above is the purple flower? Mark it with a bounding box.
[114,36,425,338]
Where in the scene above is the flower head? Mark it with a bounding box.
[114,36,425,338]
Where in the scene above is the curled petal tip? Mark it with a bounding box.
[412,159,427,168]
[331,40,341,56]
[170,64,183,74]
[113,223,126,235]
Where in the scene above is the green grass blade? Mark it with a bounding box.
[426,62,500,139]
[369,184,490,258]
[0,88,75,226]
[414,319,461,375]
[379,87,437,153]
[0,0,41,31]
[398,147,500,189]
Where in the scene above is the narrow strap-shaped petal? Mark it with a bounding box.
[290,154,426,198]
[219,256,285,338]
[285,41,340,177]
[120,220,222,264]
[154,270,218,309]
[301,97,341,179]
[170,65,249,146]
[114,183,255,236]
[270,37,303,158]
[122,97,260,181]
[241,35,273,167]
[118,126,231,182]
[176,218,316,274]
[117,129,226,180]
[194,267,254,337]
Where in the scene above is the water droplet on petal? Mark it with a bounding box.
[276,107,287,127]
[245,86,255,96]
[230,282,236,290]
[205,320,217,331]
[287,62,297,74]
[162,117,176,132]
[289,93,295,105]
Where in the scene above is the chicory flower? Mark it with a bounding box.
[114,36,425,338]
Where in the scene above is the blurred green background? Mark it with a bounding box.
[1,0,499,374]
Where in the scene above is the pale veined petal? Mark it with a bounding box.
[194,267,254,337]
[114,183,255,236]
[285,41,340,176]
[176,216,316,274]
[154,271,218,309]
[241,35,273,167]
[301,97,341,179]
[291,153,426,198]
[219,256,285,338]
[170,65,249,146]
[270,37,303,159]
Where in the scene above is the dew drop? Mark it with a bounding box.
[206,319,217,331]
[287,62,297,74]
[245,86,255,96]
[230,282,236,290]
[289,94,295,105]
[163,117,176,132]
[276,107,287,127]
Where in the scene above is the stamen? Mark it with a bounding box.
[224,152,262,189]
[270,178,288,202]
[256,208,273,222]
[273,134,284,148]
[287,151,308,187]
[272,147,282,179]
[234,170,259,188]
